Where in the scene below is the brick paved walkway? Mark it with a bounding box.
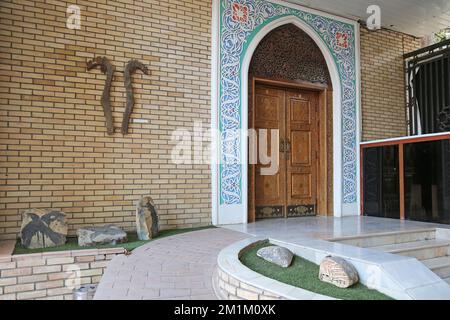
[94,228,247,300]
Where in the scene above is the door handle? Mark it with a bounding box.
[279,138,285,153]
[285,139,291,153]
[279,139,290,153]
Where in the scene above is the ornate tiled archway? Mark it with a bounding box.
[211,0,361,224]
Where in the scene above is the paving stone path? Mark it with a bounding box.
[94,228,247,300]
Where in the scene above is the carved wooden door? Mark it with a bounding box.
[254,85,286,219]
[254,84,319,219]
[285,89,319,217]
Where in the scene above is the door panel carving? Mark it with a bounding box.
[287,90,318,208]
[253,83,319,219]
[291,131,311,165]
[290,99,311,124]
[291,173,312,198]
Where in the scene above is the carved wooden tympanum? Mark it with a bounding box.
[250,24,331,84]
[87,56,115,135]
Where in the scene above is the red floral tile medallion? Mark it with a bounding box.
[336,32,349,49]
[232,3,248,23]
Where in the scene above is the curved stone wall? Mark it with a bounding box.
[214,237,336,300]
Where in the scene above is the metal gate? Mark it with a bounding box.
[405,39,450,135]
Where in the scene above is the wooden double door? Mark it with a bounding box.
[252,83,320,219]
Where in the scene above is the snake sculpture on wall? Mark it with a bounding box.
[87,57,149,135]
[86,56,115,135]
[122,59,150,135]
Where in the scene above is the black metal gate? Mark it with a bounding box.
[405,39,450,135]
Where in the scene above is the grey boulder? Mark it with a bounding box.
[77,225,127,246]
[256,245,294,268]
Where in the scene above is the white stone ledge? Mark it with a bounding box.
[216,237,450,300]
[216,237,337,300]
[269,237,450,300]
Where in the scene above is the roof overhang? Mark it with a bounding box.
[284,0,450,37]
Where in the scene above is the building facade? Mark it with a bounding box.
[0,0,421,240]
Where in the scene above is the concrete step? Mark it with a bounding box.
[328,228,436,248]
[422,256,450,279]
[373,239,450,260]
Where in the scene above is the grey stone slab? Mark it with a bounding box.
[77,225,127,246]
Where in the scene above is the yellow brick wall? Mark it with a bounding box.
[0,0,425,240]
[0,247,125,300]
[0,0,212,240]
[360,27,422,141]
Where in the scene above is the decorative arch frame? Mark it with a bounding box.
[211,0,361,224]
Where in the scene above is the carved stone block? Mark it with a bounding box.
[20,209,68,249]
[319,256,359,288]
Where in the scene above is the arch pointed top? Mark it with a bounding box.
[212,0,361,224]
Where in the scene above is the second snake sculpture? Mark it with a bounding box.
[122,60,149,135]
[86,57,115,135]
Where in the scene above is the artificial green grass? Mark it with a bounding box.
[240,241,393,300]
[13,225,215,255]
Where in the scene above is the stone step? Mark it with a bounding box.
[328,228,436,248]
[373,239,450,260]
[422,256,450,279]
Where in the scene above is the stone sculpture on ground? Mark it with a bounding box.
[256,245,294,268]
[20,208,68,249]
[77,225,127,246]
[319,256,359,288]
[136,195,159,240]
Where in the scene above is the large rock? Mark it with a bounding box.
[319,256,359,288]
[77,225,127,246]
[20,209,68,249]
[256,245,293,268]
[135,196,159,240]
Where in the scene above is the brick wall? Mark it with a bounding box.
[216,266,283,300]
[360,27,422,141]
[0,247,125,300]
[0,0,212,240]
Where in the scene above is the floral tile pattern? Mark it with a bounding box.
[219,0,357,205]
